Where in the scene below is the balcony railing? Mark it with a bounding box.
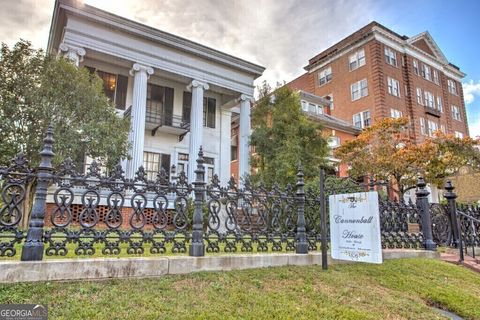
[424,106,441,118]
[124,105,190,138]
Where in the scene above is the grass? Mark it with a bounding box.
[0,258,479,319]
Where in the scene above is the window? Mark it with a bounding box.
[416,88,423,105]
[384,46,397,66]
[390,108,403,119]
[437,96,443,112]
[182,92,216,128]
[304,102,323,115]
[387,77,400,97]
[440,125,446,134]
[318,67,332,86]
[424,91,434,108]
[349,48,366,71]
[421,64,431,81]
[448,79,457,95]
[451,105,461,121]
[454,131,464,139]
[143,152,171,181]
[146,84,174,126]
[420,118,426,136]
[231,146,238,161]
[177,153,189,174]
[413,59,419,75]
[433,70,439,84]
[427,120,438,137]
[203,157,215,183]
[351,79,368,101]
[301,101,308,112]
[90,69,128,110]
[352,110,371,128]
[328,136,341,148]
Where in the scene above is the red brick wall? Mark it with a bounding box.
[45,203,174,229]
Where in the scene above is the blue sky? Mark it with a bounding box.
[2,0,479,137]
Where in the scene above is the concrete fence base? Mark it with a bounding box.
[0,249,439,284]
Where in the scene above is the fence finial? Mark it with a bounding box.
[295,164,308,254]
[21,126,55,261]
[415,174,436,251]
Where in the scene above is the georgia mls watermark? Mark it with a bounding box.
[0,304,47,320]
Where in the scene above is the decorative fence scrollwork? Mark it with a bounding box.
[379,199,423,249]
[0,153,34,257]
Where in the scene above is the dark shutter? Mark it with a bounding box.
[182,91,192,124]
[164,87,174,126]
[207,98,216,128]
[203,97,207,126]
[115,75,128,110]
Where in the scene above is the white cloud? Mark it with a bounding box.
[0,0,54,49]
[2,0,375,90]
[462,80,480,138]
[463,80,480,105]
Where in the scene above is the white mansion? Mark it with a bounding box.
[48,0,264,184]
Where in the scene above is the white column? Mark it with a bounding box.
[127,63,154,178]
[58,43,85,67]
[219,108,232,185]
[238,94,253,183]
[187,80,209,182]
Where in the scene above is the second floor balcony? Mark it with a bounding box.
[125,105,190,137]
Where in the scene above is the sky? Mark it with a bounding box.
[2,0,480,137]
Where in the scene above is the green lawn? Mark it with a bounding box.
[0,258,479,320]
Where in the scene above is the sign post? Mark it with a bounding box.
[329,192,382,264]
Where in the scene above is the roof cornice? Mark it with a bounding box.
[372,26,465,78]
[48,0,265,77]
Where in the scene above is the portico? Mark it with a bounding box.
[48,0,264,184]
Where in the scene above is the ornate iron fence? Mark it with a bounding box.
[0,153,34,257]
[431,181,480,261]
[0,127,437,261]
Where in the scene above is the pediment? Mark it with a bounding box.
[411,39,435,56]
[407,32,448,64]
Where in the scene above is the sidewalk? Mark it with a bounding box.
[440,249,480,273]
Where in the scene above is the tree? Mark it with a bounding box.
[0,40,130,169]
[250,82,329,187]
[422,132,480,187]
[334,117,480,196]
[334,117,428,196]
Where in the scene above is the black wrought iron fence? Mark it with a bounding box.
[0,127,438,262]
[431,181,480,262]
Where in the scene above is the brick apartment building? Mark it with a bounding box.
[287,21,469,142]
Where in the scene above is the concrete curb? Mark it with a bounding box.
[0,249,440,283]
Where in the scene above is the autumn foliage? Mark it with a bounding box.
[334,117,480,196]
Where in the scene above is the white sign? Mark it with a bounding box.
[329,192,382,264]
